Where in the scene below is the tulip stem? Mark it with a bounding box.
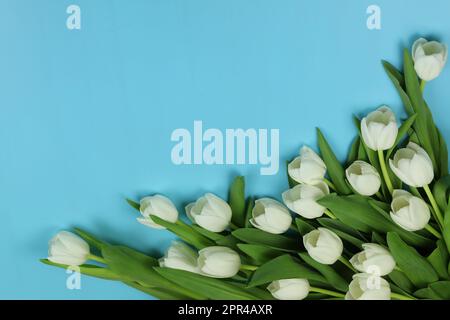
[425,224,442,239]
[324,179,336,191]
[377,150,393,195]
[391,292,416,300]
[88,254,106,264]
[309,287,345,298]
[420,80,427,93]
[240,264,258,272]
[423,184,444,228]
[324,209,337,220]
[338,256,357,272]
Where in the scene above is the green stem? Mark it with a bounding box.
[420,80,426,93]
[324,179,336,191]
[425,224,442,239]
[324,209,337,220]
[240,264,258,271]
[309,286,345,298]
[423,184,444,228]
[88,254,107,264]
[391,292,416,300]
[377,149,393,195]
[289,224,299,232]
[338,256,357,272]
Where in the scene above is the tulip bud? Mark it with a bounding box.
[303,228,343,265]
[282,182,329,219]
[267,279,310,300]
[198,246,241,278]
[345,161,381,196]
[390,189,430,231]
[412,38,447,81]
[48,231,90,266]
[361,106,398,151]
[350,243,396,276]
[345,273,391,300]
[159,241,199,273]
[288,146,326,185]
[186,193,232,232]
[389,142,434,187]
[250,198,292,234]
[137,195,179,229]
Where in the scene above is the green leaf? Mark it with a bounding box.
[101,245,172,289]
[403,49,438,172]
[316,128,352,195]
[317,218,364,249]
[191,225,226,242]
[126,198,140,211]
[295,218,315,235]
[286,160,299,188]
[371,232,387,246]
[319,194,433,248]
[433,175,450,212]
[368,199,392,221]
[248,255,326,287]
[232,228,299,252]
[387,232,438,288]
[427,240,449,280]
[298,252,349,292]
[382,60,414,116]
[216,234,240,249]
[229,176,246,227]
[347,137,360,165]
[443,203,450,255]
[415,281,450,300]
[150,215,214,249]
[40,259,121,280]
[437,128,449,177]
[244,198,254,228]
[428,281,450,299]
[386,113,418,160]
[154,268,256,300]
[73,227,107,250]
[237,244,283,265]
[388,270,414,294]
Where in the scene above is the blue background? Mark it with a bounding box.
[1,0,450,299]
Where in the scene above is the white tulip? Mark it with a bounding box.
[137,195,179,229]
[346,161,381,196]
[303,228,343,265]
[267,279,310,300]
[198,246,241,278]
[390,189,430,231]
[48,231,90,266]
[345,273,391,300]
[350,243,396,276]
[159,241,199,273]
[250,198,292,234]
[288,146,326,185]
[186,193,232,232]
[361,106,398,151]
[412,38,447,81]
[282,182,329,219]
[389,142,434,187]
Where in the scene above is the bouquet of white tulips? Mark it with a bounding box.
[42,37,450,300]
